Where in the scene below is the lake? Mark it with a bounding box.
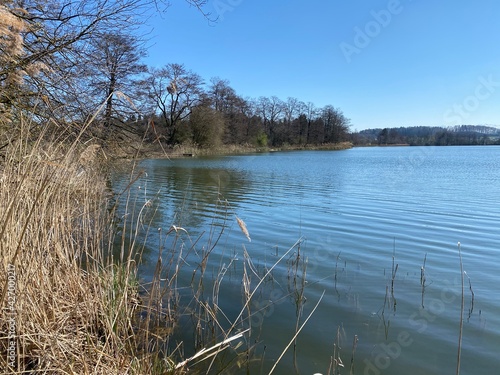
[112,146,500,374]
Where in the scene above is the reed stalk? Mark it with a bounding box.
[268,290,325,374]
[465,271,475,321]
[349,334,359,375]
[456,242,464,375]
[421,253,427,308]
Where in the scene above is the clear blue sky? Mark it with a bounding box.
[143,0,500,131]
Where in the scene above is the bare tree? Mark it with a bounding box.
[283,97,303,125]
[256,95,284,144]
[207,77,255,143]
[268,96,284,125]
[256,96,271,133]
[303,101,317,145]
[0,1,41,122]
[0,0,212,127]
[322,105,351,143]
[208,77,239,114]
[8,0,148,109]
[86,32,147,127]
[144,63,205,144]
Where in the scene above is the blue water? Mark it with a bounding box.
[112,146,500,374]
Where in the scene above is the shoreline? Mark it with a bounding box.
[109,141,354,160]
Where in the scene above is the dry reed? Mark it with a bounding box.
[236,216,251,242]
[0,120,126,373]
[456,242,464,375]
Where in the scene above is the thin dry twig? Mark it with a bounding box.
[175,328,250,369]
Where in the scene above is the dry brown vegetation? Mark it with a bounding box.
[0,122,133,373]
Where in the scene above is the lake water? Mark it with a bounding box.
[112,146,500,374]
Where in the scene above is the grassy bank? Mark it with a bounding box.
[174,141,354,157]
[106,137,353,159]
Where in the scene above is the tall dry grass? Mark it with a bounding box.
[0,120,137,373]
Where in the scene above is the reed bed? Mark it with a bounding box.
[0,123,125,373]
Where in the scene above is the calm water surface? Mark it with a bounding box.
[113,146,500,375]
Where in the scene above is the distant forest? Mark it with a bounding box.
[352,125,500,146]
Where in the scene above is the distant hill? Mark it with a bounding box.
[352,125,500,146]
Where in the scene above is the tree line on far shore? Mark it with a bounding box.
[352,125,500,146]
[134,67,351,148]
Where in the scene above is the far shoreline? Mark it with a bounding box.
[109,141,354,160]
[106,141,500,162]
